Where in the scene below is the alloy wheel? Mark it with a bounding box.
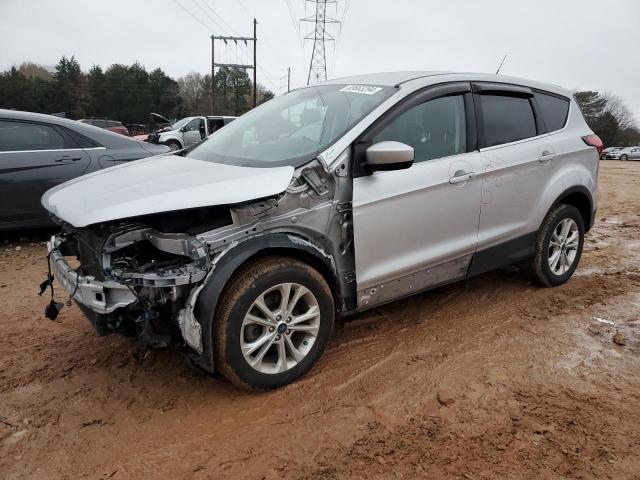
[240,283,320,374]
[548,218,579,275]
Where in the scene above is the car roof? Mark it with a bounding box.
[320,71,571,97]
[0,109,143,149]
[79,118,122,123]
[324,71,451,86]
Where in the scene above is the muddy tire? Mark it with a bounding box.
[529,204,584,287]
[213,257,334,390]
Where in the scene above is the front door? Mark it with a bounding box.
[183,118,205,147]
[352,85,482,308]
[0,119,90,227]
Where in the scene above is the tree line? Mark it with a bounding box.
[0,56,274,125]
[574,91,640,147]
[1,57,637,146]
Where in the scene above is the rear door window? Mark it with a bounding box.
[0,120,67,151]
[478,94,537,147]
[534,92,570,132]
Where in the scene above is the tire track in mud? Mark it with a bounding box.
[77,266,639,479]
[2,162,640,479]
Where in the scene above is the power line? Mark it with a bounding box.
[171,0,215,33]
[190,0,228,34]
[198,0,239,35]
[211,19,258,112]
[284,0,305,53]
[339,0,350,26]
[333,0,350,71]
[257,64,277,90]
[236,0,253,20]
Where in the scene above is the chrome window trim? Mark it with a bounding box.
[0,147,106,154]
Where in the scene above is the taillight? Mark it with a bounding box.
[582,134,604,155]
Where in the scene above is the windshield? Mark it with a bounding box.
[172,117,193,130]
[187,84,395,168]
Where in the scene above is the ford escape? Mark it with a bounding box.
[41,72,601,389]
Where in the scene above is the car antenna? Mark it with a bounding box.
[495,54,508,75]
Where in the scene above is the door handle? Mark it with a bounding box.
[538,151,556,162]
[449,171,476,184]
[55,155,83,162]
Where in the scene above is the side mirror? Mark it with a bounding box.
[366,141,414,172]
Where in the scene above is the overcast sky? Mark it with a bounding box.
[1,0,639,118]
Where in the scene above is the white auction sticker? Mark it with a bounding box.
[339,85,383,95]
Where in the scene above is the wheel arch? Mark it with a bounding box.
[551,186,594,232]
[191,232,340,373]
[162,138,182,149]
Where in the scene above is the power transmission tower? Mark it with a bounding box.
[301,0,340,85]
[210,18,258,114]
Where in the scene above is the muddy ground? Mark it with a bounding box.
[1,161,639,479]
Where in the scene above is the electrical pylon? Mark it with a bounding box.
[301,0,340,85]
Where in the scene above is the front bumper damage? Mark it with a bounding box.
[41,160,350,372]
[48,236,137,314]
[46,225,211,351]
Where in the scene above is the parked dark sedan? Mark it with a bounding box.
[0,109,170,230]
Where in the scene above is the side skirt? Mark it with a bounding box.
[353,232,537,314]
[467,232,537,277]
[357,255,472,310]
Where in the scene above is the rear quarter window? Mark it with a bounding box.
[478,94,537,147]
[0,120,68,151]
[534,92,570,132]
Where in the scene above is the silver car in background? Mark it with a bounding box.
[600,146,624,160]
[144,113,237,151]
[611,146,640,161]
[41,72,601,390]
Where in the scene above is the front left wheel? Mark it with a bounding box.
[213,257,334,390]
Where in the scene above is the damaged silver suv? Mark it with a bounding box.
[42,72,601,389]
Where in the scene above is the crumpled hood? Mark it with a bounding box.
[42,155,294,227]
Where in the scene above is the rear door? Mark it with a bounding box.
[352,83,483,307]
[0,119,91,227]
[472,83,555,262]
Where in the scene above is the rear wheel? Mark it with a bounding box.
[621,154,628,161]
[529,204,584,287]
[213,257,334,390]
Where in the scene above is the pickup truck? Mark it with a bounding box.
[142,113,237,151]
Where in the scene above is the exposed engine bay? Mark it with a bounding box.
[45,159,355,371]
